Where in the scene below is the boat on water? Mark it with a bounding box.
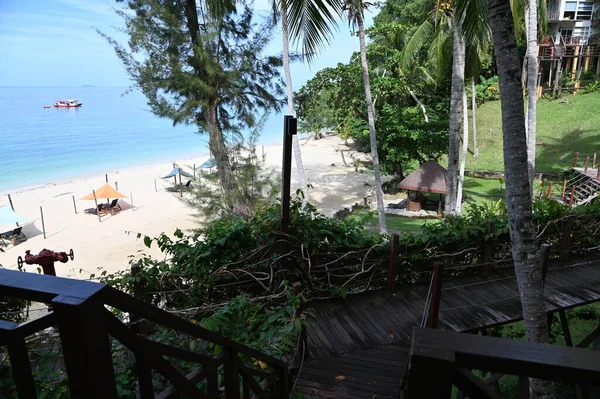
[54,99,82,108]
[43,105,51,108]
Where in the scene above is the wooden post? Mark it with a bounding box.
[105,174,108,183]
[7,194,14,211]
[93,190,101,223]
[569,186,576,206]
[540,244,551,285]
[426,262,444,329]
[593,153,597,168]
[482,222,495,276]
[280,116,296,271]
[115,182,118,191]
[585,157,590,171]
[562,179,567,199]
[387,234,399,293]
[547,183,553,198]
[281,116,295,235]
[574,152,580,168]
[560,215,574,262]
[597,164,600,180]
[40,206,46,239]
[559,309,573,347]
[72,195,77,214]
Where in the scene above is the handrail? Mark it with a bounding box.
[102,285,287,367]
[403,327,600,398]
[0,268,289,398]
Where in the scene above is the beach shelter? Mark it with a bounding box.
[0,205,26,231]
[80,184,128,200]
[198,157,216,173]
[398,159,447,214]
[162,166,194,184]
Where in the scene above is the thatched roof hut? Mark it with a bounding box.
[398,159,447,194]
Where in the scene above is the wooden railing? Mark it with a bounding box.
[0,268,289,398]
[403,327,600,398]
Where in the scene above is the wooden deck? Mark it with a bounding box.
[295,257,600,397]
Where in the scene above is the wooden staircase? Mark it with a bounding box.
[563,168,600,206]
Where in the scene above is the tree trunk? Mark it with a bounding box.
[281,7,309,201]
[445,19,465,216]
[472,79,479,157]
[525,0,538,196]
[455,86,469,213]
[357,13,387,234]
[206,99,251,217]
[488,0,550,397]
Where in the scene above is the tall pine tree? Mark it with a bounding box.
[102,0,284,216]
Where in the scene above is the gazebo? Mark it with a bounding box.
[398,159,447,214]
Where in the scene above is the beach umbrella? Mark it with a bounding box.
[162,166,193,184]
[0,206,26,231]
[80,184,128,200]
[199,158,216,173]
[199,158,216,169]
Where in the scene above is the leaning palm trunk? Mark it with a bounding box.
[525,0,538,196]
[357,13,387,233]
[488,0,551,397]
[281,6,309,200]
[445,19,466,216]
[455,86,469,213]
[472,79,479,157]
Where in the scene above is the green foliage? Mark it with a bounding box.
[296,46,449,174]
[183,122,280,222]
[101,1,283,133]
[466,76,500,107]
[295,88,336,139]
[583,80,600,94]
[101,193,381,312]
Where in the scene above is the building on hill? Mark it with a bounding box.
[538,0,600,95]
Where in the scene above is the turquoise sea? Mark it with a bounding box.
[0,86,284,192]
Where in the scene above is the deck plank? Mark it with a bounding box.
[296,257,600,398]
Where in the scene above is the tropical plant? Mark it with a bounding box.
[101,0,284,217]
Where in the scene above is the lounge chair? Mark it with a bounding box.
[166,180,192,192]
[108,199,122,212]
[0,227,26,246]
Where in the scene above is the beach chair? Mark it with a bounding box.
[108,199,122,212]
[0,227,26,246]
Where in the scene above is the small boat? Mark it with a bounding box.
[43,105,51,108]
[54,99,83,108]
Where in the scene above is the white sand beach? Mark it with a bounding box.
[0,135,384,279]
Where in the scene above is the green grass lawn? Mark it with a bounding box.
[464,91,600,173]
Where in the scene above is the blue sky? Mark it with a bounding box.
[0,0,374,88]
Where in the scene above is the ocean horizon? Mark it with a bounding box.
[0,86,287,192]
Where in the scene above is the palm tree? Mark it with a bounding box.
[525,0,537,196]
[279,3,309,201]
[445,16,466,216]
[471,78,479,157]
[343,0,387,233]
[486,0,550,396]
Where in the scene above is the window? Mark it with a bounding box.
[562,1,594,20]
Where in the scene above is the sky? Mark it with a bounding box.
[0,0,374,88]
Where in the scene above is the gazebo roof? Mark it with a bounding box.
[398,159,447,195]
